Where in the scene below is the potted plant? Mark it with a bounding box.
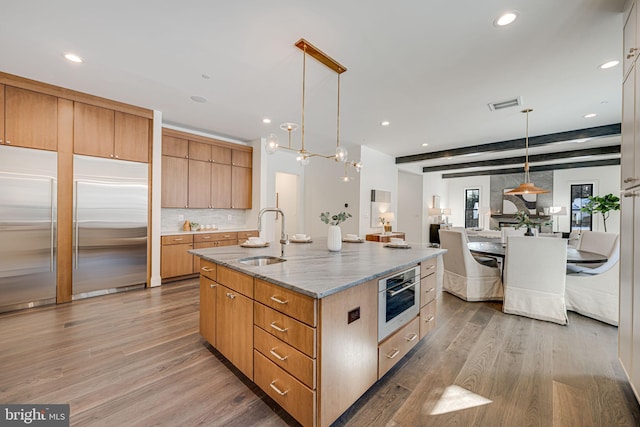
[580,194,620,232]
[514,211,551,236]
[320,211,352,251]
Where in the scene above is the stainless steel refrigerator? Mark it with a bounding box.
[0,145,57,313]
[72,155,148,298]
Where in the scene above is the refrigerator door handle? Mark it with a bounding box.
[74,180,79,269]
[50,178,55,272]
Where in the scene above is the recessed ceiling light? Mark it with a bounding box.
[494,11,518,27]
[262,118,271,124]
[421,143,429,147]
[381,121,390,126]
[190,95,208,103]
[599,60,619,69]
[583,113,597,118]
[63,53,83,63]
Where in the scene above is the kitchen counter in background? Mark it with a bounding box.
[161,227,257,236]
[190,239,446,299]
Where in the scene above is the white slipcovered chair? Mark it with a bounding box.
[439,230,503,301]
[503,236,568,325]
[565,231,620,326]
[500,226,526,244]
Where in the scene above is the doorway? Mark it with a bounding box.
[275,172,300,238]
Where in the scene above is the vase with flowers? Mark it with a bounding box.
[514,211,552,236]
[320,211,352,251]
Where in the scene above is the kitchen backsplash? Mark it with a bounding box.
[161,208,248,232]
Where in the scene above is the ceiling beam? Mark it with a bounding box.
[421,145,620,173]
[441,158,620,179]
[396,123,621,164]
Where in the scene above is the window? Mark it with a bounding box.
[570,184,593,231]
[465,189,479,228]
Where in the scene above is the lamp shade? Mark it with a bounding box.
[428,208,442,216]
[504,182,550,195]
[442,208,452,215]
[382,212,395,222]
[549,206,567,215]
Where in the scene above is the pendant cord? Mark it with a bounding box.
[301,43,306,153]
[523,108,532,184]
[337,73,341,149]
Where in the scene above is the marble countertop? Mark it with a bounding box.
[190,239,446,299]
[161,227,257,236]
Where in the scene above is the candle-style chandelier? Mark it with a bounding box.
[265,39,362,176]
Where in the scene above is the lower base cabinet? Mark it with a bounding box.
[378,316,420,379]
[216,283,253,380]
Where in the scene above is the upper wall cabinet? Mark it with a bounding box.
[162,135,189,158]
[3,85,58,151]
[74,102,149,163]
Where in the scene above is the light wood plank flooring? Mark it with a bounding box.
[1,279,638,426]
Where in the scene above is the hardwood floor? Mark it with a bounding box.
[1,280,638,426]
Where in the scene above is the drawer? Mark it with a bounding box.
[254,302,316,358]
[238,230,259,240]
[254,279,317,327]
[217,265,253,298]
[254,326,316,389]
[420,273,437,307]
[199,259,217,281]
[194,231,238,242]
[161,234,193,245]
[420,299,437,340]
[254,351,315,427]
[378,316,420,379]
[420,257,437,278]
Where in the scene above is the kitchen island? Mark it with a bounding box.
[191,240,445,427]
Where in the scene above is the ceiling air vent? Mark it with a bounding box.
[488,96,522,111]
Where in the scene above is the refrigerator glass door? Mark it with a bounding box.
[73,156,148,297]
[0,146,57,312]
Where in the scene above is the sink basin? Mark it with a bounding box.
[238,256,286,266]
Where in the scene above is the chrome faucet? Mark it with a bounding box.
[258,207,289,257]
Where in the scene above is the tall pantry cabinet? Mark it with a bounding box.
[620,0,640,403]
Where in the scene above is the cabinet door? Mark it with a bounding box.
[189,141,211,161]
[114,111,149,162]
[5,86,58,151]
[200,276,217,346]
[624,66,639,189]
[188,159,212,208]
[160,243,193,278]
[211,145,231,164]
[161,155,189,208]
[163,135,189,158]
[232,149,252,167]
[193,241,217,273]
[211,163,232,208]
[619,191,634,372]
[217,285,254,379]
[625,1,638,79]
[0,84,4,142]
[74,102,115,158]
[231,166,252,209]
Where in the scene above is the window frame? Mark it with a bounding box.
[570,183,594,232]
[464,188,480,228]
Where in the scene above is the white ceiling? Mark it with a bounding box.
[1,0,625,173]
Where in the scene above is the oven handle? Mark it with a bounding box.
[387,281,417,297]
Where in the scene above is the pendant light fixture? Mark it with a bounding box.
[505,109,549,195]
[264,38,362,175]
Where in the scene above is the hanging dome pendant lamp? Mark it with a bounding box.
[505,108,550,195]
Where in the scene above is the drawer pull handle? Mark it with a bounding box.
[426,287,435,293]
[426,316,435,323]
[425,265,436,270]
[209,284,216,289]
[226,292,235,300]
[270,322,288,333]
[624,177,638,183]
[224,234,231,238]
[270,296,289,305]
[269,348,289,361]
[405,333,418,342]
[202,236,211,239]
[386,349,400,359]
[173,238,183,241]
[269,380,289,396]
[201,267,214,272]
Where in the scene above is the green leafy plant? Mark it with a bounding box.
[514,211,552,232]
[580,194,620,232]
[320,211,352,226]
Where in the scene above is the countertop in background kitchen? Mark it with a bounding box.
[161,227,258,236]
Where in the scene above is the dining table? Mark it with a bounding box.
[467,241,608,264]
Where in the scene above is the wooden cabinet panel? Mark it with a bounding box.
[254,302,316,358]
[420,257,437,278]
[211,163,232,208]
[199,259,217,281]
[211,145,231,164]
[188,159,212,208]
[232,149,252,167]
[162,135,188,157]
[238,230,259,241]
[0,84,4,143]
[188,141,211,161]
[254,279,317,327]
[73,102,115,158]
[160,242,193,278]
[4,86,58,151]
[161,234,193,245]
[217,265,253,297]
[378,316,419,379]
[193,242,217,273]
[419,300,437,340]
[114,111,149,162]
[200,276,217,346]
[217,284,253,380]
[420,273,437,307]
[161,156,188,208]
[254,351,315,427]
[232,166,252,209]
[254,326,316,389]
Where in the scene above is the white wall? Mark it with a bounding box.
[443,175,491,227]
[552,165,620,233]
[398,170,423,243]
[358,146,398,236]
[422,172,447,242]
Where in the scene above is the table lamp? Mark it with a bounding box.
[549,206,567,233]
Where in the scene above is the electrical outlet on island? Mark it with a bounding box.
[178,214,184,221]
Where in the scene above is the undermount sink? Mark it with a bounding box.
[238,256,286,266]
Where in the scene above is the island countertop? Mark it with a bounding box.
[190,239,446,299]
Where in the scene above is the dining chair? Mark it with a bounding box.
[565,231,620,325]
[503,236,568,325]
[439,230,503,301]
[500,226,525,244]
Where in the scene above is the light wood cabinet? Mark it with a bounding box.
[232,165,252,209]
[232,149,252,167]
[4,86,58,151]
[216,283,253,379]
[160,235,193,279]
[211,163,232,208]
[192,232,238,272]
[419,299,437,339]
[74,102,149,162]
[188,159,212,208]
[378,316,420,379]
[162,135,189,158]
[0,84,4,143]
[161,156,189,208]
[199,275,217,346]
